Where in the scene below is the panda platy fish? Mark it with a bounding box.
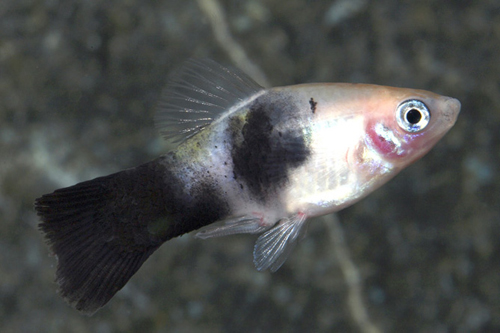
[35,59,460,314]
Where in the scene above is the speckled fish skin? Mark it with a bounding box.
[35,59,460,314]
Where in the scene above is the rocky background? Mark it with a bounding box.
[1,0,499,332]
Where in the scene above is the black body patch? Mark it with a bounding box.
[309,97,317,114]
[230,94,311,202]
[161,163,230,238]
[87,157,230,244]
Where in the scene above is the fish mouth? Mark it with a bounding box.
[441,96,461,128]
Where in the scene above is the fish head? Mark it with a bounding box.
[362,86,461,168]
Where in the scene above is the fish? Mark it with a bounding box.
[35,59,460,314]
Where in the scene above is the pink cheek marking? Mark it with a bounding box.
[365,123,408,159]
[297,211,307,219]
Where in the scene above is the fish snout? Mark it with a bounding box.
[439,96,461,127]
[446,96,461,118]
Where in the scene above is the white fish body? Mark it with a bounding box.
[36,59,460,313]
[163,68,460,270]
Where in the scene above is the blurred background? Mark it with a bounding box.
[1,0,499,332]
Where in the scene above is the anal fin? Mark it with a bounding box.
[195,215,269,239]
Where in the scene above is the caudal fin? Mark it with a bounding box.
[35,162,171,314]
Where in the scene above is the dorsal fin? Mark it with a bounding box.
[154,59,264,146]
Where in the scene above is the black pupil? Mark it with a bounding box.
[406,109,422,124]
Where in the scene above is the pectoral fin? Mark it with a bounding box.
[253,213,308,272]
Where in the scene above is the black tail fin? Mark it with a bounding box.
[35,161,172,315]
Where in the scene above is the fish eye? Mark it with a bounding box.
[396,99,430,133]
